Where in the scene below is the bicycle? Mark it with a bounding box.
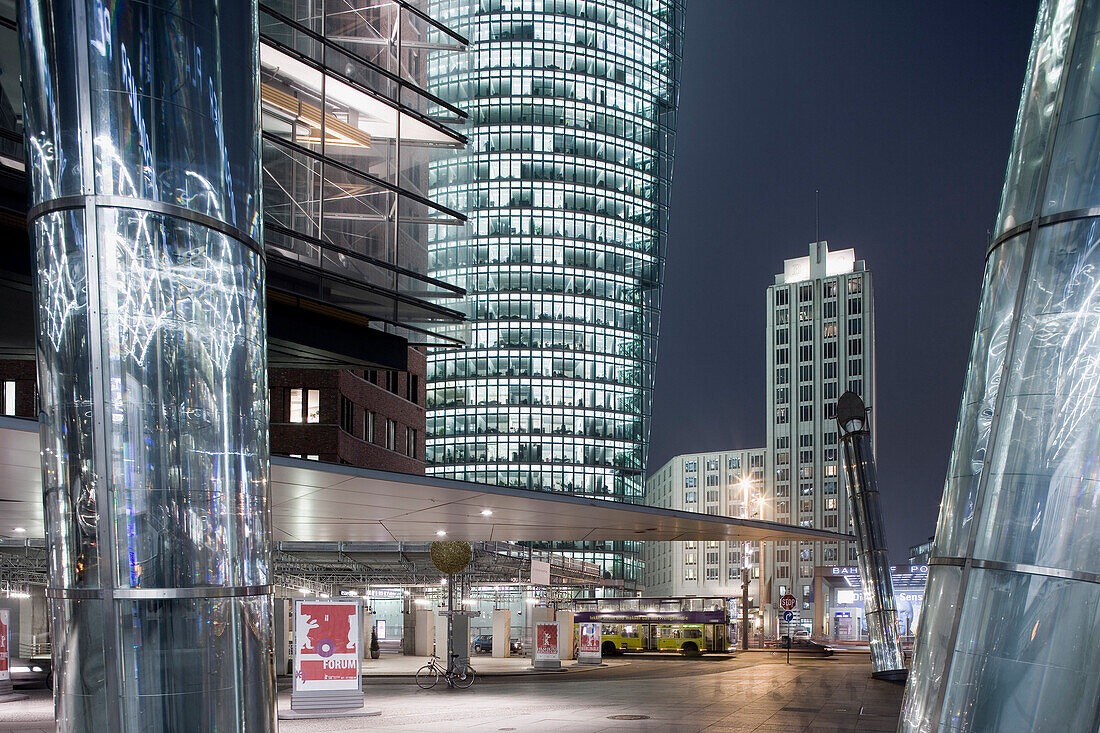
[415,653,476,689]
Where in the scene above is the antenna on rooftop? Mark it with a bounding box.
[815,189,820,243]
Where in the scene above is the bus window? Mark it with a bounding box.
[622,625,638,639]
[684,628,702,640]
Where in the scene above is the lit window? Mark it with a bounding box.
[1,381,14,416]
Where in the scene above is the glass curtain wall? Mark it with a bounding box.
[258,0,470,346]
[422,0,684,582]
[900,1,1100,730]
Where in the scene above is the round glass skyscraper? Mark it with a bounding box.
[424,0,684,528]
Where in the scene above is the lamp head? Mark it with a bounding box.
[835,391,868,435]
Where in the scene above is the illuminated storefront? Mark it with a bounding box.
[818,565,927,641]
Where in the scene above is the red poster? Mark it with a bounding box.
[535,622,558,661]
[578,623,600,655]
[0,609,8,681]
[293,599,361,693]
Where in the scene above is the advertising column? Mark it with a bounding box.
[577,622,602,665]
[532,622,560,670]
[292,599,363,712]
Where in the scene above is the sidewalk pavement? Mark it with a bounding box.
[329,654,624,678]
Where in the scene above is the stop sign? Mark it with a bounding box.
[779,594,797,611]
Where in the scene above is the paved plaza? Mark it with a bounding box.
[1,654,903,732]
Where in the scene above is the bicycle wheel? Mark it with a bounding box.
[415,664,439,689]
[452,664,476,689]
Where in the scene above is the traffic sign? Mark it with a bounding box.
[782,611,795,623]
[779,594,797,611]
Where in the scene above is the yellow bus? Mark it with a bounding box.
[574,609,727,656]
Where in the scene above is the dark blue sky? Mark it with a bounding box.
[648,1,1039,557]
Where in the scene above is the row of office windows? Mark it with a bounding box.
[429,240,658,282]
[683,454,760,473]
[465,10,677,62]
[459,323,652,356]
[775,317,863,345]
[426,437,641,468]
[463,207,659,249]
[773,275,863,306]
[427,409,641,440]
[426,463,643,499]
[458,128,659,182]
[464,98,663,148]
[441,168,659,220]
[431,125,660,183]
[427,378,643,411]
[447,24,676,89]
[460,293,647,331]
[428,350,641,384]
[774,295,863,325]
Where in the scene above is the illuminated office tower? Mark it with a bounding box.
[764,242,873,635]
[901,1,1100,730]
[423,1,685,582]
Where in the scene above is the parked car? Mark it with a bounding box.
[10,654,53,689]
[472,635,522,654]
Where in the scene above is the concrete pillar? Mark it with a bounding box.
[274,599,291,676]
[556,610,574,660]
[20,1,272,729]
[415,609,435,657]
[492,609,511,658]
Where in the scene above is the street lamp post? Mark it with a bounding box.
[739,477,764,650]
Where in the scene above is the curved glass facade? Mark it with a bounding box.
[422,0,684,536]
[900,1,1100,730]
[21,1,273,729]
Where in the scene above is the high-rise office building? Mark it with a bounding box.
[643,449,767,604]
[764,241,873,634]
[422,0,685,583]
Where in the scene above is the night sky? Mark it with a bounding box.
[648,1,1040,559]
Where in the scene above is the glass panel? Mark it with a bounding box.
[118,597,275,731]
[1042,0,1100,214]
[33,211,100,589]
[973,220,1100,573]
[995,0,1077,236]
[87,0,261,237]
[898,565,962,733]
[20,0,85,203]
[100,211,268,590]
[51,599,108,732]
[932,235,1026,559]
[937,568,1100,733]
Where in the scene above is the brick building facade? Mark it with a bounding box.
[269,348,427,474]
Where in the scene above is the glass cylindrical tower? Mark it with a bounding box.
[21,1,274,730]
[900,0,1100,730]
[836,392,905,680]
[423,0,684,582]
